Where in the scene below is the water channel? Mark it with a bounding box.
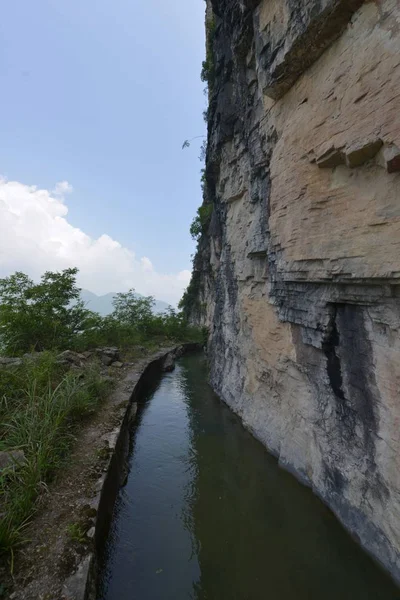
[98,353,399,599]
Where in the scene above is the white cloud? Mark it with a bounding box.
[140,256,154,272]
[53,180,73,197]
[0,177,191,305]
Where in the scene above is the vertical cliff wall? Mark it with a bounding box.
[191,0,400,581]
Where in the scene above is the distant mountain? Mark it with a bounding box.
[79,289,171,316]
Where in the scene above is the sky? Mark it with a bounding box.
[0,0,206,305]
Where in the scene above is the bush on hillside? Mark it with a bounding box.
[0,268,92,355]
[0,269,203,356]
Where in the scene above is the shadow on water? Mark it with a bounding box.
[98,353,400,600]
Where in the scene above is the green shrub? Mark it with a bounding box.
[66,522,86,544]
[190,204,213,241]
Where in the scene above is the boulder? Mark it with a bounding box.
[0,449,26,472]
[101,347,120,360]
[0,357,22,368]
[101,355,114,367]
[94,347,120,366]
[22,352,44,361]
[57,350,83,367]
[95,347,120,361]
[111,361,123,369]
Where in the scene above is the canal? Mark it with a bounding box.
[98,353,399,599]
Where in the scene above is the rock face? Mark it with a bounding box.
[192,0,400,582]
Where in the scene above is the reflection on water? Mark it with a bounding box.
[98,354,399,600]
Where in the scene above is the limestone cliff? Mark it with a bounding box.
[190,0,400,582]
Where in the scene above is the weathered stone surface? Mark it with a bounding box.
[97,347,120,361]
[57,350,84,366]
[162,354,176,372]
[101,355,113,367]
[378,143,400,174]
[101,347,119,358]
[0,450,25,472]
[0,357,22,368]
[90,347,120,366]
[345,139,383,168]
[22,352,44,361]
[256,0,366,99]
[193,0,400,583]
[316,146,345,168]
[62,555,92,600]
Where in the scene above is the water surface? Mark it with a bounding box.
[99,353,399,600]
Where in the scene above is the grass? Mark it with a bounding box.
[66,522,86,544]
[0,353,112,559]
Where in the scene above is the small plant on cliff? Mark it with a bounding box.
[199,139,207,162]
[182,135,206,151]
[200,168,206,192]
[201,15,216,91]
[178,270,202,319]
[190,204,213,242]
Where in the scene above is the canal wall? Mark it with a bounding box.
[62,343,201,600]
[190,0,400,582]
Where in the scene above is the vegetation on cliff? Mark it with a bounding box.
[189,203,213,242]
[200,14,216,91]
[178,268,202,319]
[181,15,215,323]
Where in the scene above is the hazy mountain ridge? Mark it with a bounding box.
[80,289,171,316]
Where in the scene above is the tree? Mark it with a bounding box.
[0,268,91,354]
[111,290,155,331]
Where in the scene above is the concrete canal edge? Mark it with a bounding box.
[62,343,202,600]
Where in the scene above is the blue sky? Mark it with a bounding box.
[0,0,206,304]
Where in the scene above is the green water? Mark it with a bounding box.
[98,353,399,600]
